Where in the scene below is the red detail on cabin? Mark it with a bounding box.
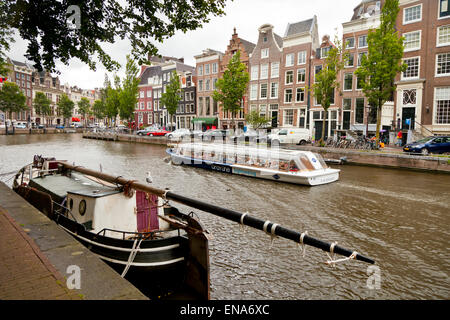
[136,190,159,232]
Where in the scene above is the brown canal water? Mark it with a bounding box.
[0,134,449,299]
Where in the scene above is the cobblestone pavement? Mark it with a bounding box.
[0,207,81,300]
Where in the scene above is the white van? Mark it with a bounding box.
[268,128,311,145]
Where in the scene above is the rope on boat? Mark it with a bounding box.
[121,237,143,278]
[325,241,358,267]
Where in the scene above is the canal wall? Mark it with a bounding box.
[83,131,169,145]
[289,145,450,173]
[0,128,81,135]
[0,182,148,300]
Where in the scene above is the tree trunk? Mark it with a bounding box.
[375,100,382,149]
[320,110,327,146]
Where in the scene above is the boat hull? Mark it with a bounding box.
[167,149,339,186]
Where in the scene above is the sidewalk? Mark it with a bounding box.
[0,206,81,300]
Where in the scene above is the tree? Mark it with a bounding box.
[0,2,14,76]
[33,92,52,127]
[57,94,75,126]
[2,1,227,73]
[92,100,106,124]
[118,55,140,124]
[104,76,121,127]
[245,110,270,130]
[0,81,27,132]
[311,39,347,146]
[77,97,91,126]
[213,50,250,130]
[355,0,406,149]
[160,71,181,131]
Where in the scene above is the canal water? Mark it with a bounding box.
[1,134,449,300]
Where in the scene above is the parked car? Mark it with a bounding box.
[55,125,64,129]
[167,128,191,139]
[136,127,153,136]
[147,129,170,136]
[268,128,311,145]
[200,129,230,141]
[14,123,27,129]
[403,136,450,155]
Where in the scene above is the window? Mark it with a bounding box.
[440,0,450,18]
[205,64,210,75]
[198,65,203,76]
[259,104,267,117]
[438,25,450,46]
[284,89,293,103]
[436,53,450,76]
[260,64,269,79]
[270,83,278,99]
[250,104,258,112]
[343,98,352,111]
[261,48,269,58]
[296,88,305,102]
[345,37,355,49]
[358,52,367,66]
[147,101,152,110]
[435,87,450,124]
[263,36,268,43]
[344,73,353,91]
[284,110,294,126]
[321,47,331,58]
[403,4,422,24]
[286,53,294,67]
[140,91,144,98]
[358,35,368,48]
[205,79,210,91]
[314,65,322,82]
[355,98,365,124]
[403,31,421,51]
[285,71,294,84]
[250,84,258,100]
[213,78,218,90]
[297,68,306,83]
[198,80,203,91]
[198,97,203,115]
[271,62,279,78]
[298,51,306,64]
[251,65,259,80]
[356,77,364,90]
[147,90,151,98]
[212,63,218,74]
[260,83,268,99]
[403,89,417,105]
[402,57,420,79]
[346,53,354,67]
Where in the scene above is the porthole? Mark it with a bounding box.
[79,199,86,216]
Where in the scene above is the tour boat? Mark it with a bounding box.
[12,156,211,299]
[166,143,340,186]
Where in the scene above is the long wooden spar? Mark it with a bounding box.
[59,162,375,265]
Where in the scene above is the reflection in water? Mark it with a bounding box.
[1,134,449,299]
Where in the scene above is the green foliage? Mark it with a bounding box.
[1,0,227,72]
[0,81,27,115]
[355,0,406,147]
[77,97,91,123]
[33,92,52,125]
[104,76,121,123]
[57,94,75,125]
[161,71,181,117]
[118,55,140,121]
[212,50,250,128]
[0,2,14,76]
[310,38,347,144]
[92,99,105,120]
[245,110,270,130]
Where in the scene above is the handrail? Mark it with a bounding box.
[58,162,375,265]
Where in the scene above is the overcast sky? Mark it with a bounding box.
[7,0,362,90]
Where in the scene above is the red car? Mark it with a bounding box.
[146,129,171,136]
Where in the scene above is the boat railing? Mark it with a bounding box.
[96,227,181,240]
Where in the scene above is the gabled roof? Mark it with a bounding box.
[273,33,283,48]
[240,38,256,55]
[284,18,315,38]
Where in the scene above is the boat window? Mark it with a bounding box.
[289,160,299,172]
[236,154,245,164]
[298,155,315,171]
[269,159,279,170]
[279,160,289,171]
[226,153,236,164]
[314,153,328,169]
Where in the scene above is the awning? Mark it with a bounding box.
[72,117,80,122]
[191,117,218,125]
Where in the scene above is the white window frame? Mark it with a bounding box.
[270,82,278,99]
[433,86,450,124]
[261,48,269,59]
[439,0,450,20]
[403,4,422,25]
[260,64,269,80]
[297,68,306,83]
[284,88,293,103]
[436,53,450,77]
[285,70,294,85]
[205,64,210,75]
[251,65,259,81]
[297,51,306,65]
[345,37,355,49]
[212,62,218,74]
[271,62,279,78]
[296,87,305,103]
[403,30,421,52]
[402,56,420,80]
[286,53,294,67]
[437,25,450,47]
[283,109,294,126]
[343,73,353,91]
[260,83,268,99]
[250,84,258,100]
[358,35,368,48]
[198,65,203,76]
